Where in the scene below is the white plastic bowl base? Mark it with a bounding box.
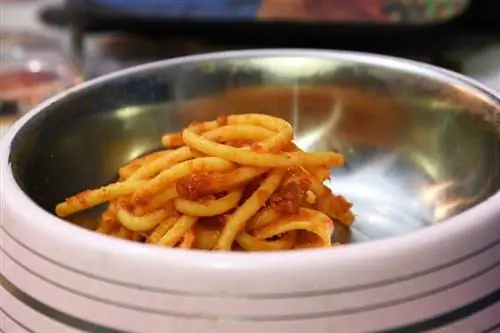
[1,50,500,333]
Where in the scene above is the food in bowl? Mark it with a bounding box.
[55,113,354,251]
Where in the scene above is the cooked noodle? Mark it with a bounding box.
[55,114,354,251]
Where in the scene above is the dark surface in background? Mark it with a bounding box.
[38,0,500,60]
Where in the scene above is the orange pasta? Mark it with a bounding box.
[55,114,354,251]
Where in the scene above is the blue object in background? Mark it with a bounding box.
[87,0,262,20]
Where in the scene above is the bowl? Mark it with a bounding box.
[1,49,499,333]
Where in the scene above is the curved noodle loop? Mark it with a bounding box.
[55,114,354,251]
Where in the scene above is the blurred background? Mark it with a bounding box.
[2,0,500,136]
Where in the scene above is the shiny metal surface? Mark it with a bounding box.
[9,51,500,243]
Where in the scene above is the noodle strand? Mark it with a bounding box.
[56,113,354,251]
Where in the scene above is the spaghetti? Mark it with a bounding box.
[55,114,354,251]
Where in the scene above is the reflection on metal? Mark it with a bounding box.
[114,106,143,120]
[295,101,342,151]
[434,200,467,221]
[421,172,497,222]
[421,181,455,205]
[421,181,468,221]
[243,57,337,78]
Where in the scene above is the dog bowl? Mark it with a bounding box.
[1,50,499,333]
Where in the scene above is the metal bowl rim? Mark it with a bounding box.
[1,48,499,268]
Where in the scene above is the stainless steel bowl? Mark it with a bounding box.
[9,50,500,243]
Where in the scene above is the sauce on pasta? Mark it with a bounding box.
[55,114,354,251]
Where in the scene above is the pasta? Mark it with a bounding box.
[55,114,354,251]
